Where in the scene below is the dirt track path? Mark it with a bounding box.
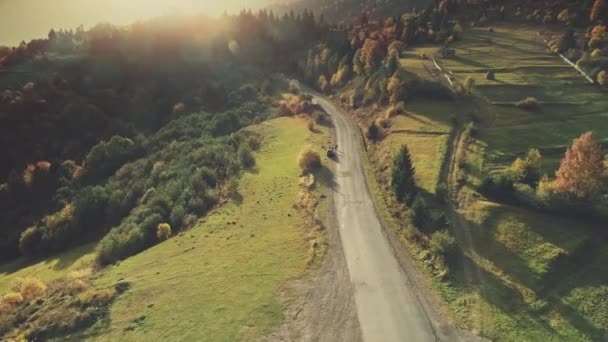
[441,123,488,335]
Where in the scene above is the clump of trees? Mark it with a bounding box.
[389,144,455,272]
[479,131,607,221]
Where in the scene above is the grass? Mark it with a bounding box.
[78,116,330,341]
[377,100,454,194]
[440,25,608,175]
[0,243,97,294]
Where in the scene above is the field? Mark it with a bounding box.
[375,100,454,194]
[395,24,608,341]
[0,116,330,341]
[440,25,608,172]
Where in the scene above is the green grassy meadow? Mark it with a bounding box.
[440,25,608,172]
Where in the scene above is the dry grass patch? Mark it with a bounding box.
[0,275,125,341]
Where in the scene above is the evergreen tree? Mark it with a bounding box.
[392,145,417,203]
[367,121,380,141]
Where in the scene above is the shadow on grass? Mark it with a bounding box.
[447,199,608,340]
[0,243,96,277]
[315,164,337,191]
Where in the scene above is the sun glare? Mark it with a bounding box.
[0,0,261,46]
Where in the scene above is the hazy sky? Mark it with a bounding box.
[0,0,277,46]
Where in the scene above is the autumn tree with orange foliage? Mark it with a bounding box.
[555,131,605,198]
[590,0,606,22]
[360,39,384,75]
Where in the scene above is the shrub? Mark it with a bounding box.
[14,278,47,300]
[226,178,240,200]
[238,145,255,168]
[385,101,405,118]
[18,226,44,257]
[308,120,315,131]
[367,121,380,141]
[169,205,186,230]
[97,229,145,265]
[598,70,607,86]
[435,182,449,203]
[318,75,329,93]
[2,292,24,307]
[156,223,172,241]
[429,230,456,257]
[510,148,542,186]
[516,97,542,111]
[479,173,515,200]
[464,76,475,93]
[298,147,321,174]
[410,196,429,229]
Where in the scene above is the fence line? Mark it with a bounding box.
[536,31,595,84]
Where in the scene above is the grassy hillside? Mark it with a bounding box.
[0,116,331,341]
[80,116,330,341]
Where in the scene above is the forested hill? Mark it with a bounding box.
[0,11,335,263]
[270,0,430,25]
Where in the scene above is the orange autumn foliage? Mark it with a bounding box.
[555,131,605,198]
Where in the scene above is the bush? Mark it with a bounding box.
[385,101,405,118]
[238,145,255,168]
[516,97,542,111]
[367,121,380,141]
[14,278,47,300]
[18,226,44,257]
[308,120,315,131]
[479,173,515,201]
[97,229,145,265]
[169,205,186,230]
[156,223,172,241]
[510,148,542,186]
[298,147,321,174]
[2,292,24,307]
[598,70,607,86]
[429,230,456,257]
[410,196,429,229]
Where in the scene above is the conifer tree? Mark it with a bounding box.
[392,145,417,203]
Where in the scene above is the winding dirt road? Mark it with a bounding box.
[312,94,437,342]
